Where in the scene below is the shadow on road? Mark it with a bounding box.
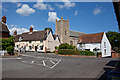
[98,59,120,80]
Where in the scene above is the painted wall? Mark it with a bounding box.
[15,31,60,52]
[101,32,111,57]
[77,32,111,57]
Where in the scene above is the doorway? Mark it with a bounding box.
[35,46,37,52]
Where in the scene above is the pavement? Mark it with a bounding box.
[2,52,119,79]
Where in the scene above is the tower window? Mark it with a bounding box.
[65,31,67,35]
[70,41,73,46]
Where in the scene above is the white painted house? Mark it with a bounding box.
[77,32,111,57]
[14,26,60,52]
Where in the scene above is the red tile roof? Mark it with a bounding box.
[78,32,104,43]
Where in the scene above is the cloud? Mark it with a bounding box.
[17,3,22,7]
[30,24,35,28]
[9,27,29,35]
[10,25,14,27]
[16,4,35,16]
[74,10,78,16]
[56,0,75,9]
[48,12,60,23]
[9,24,17,27]
[9,27,38,35]
[33,0,54,11]
[93,8,102,15]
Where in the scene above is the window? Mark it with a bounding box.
[19,37,23,41]
[17,45,19,48]
[104,49,106,55]
[29,46,32,50]
[29,41,32,43]
[85,49,90,51]
[40,46,43,50]
[65,31,67,35]
[104,42,106,48]
[40,40,43,43]
[70,41,73,46]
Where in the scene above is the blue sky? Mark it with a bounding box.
[2,1,119,35]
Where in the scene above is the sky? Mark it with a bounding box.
[1,1,119,35]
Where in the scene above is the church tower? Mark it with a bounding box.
[55,17,70,44]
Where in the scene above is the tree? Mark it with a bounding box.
[1,36,15,55]
[44,27,53,33]
[106,31,120,53]
[59,43,75,50]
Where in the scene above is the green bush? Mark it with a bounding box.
[5,45,14,55]
[1,36,15,55]
[55,46,59,49]
[97,52,102,55]
[59,43,75,49]
[58,49,79,55]
[58,49,95,56]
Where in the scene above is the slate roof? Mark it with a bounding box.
[0,22,10,32]
[70,30,86,38]
[14,30,48,42]
[78,32,104,43]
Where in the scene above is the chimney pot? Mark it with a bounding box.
[2,16,7,23]
[29,26,33,32]
[14,30,17,36]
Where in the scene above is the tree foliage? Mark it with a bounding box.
[106,31,120,53]
[59,43,75,50]
[0,36,15,54]
[44,27,53,33]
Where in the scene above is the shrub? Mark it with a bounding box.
[97,52,102,55]
[6,45,14,55]
[58,49,79,55]
[55,46,59,49]
[59,43,75,49]
[58,49,95,56]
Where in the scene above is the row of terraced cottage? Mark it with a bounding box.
[14,17,111,57]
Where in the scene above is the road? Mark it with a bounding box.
[2,52,119,79]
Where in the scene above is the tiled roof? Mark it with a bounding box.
[0,22,10,32]
[14,30,48,42]
[70,30,86,37]
[78,32,104,43]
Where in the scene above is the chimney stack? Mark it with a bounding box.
[29,26,33,32]
[14,30,17,36]
[2,16,7,23]
[61,17,63,20]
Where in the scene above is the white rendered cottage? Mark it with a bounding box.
[77,32,111,57]
[14,26,60,52]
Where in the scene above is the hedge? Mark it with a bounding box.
[58,49,95,56]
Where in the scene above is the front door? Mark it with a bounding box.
[35,46,37,52]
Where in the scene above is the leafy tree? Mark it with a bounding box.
[1,36,15,55]
[59,43,75,49]
[44,27,53,33]
[106,31,120,53]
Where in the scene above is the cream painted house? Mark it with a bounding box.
[77,32,111,57]
[14,27,60,52]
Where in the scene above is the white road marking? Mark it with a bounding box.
[16,58,22,60]
[31,61,34,64]
[42,60,46,66]
[21,54,61,69]
[50,59,61,69]
[50,60,55,64]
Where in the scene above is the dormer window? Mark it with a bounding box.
[40,40,43,43]
[19,37,23,41]
[29,41,32,43]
